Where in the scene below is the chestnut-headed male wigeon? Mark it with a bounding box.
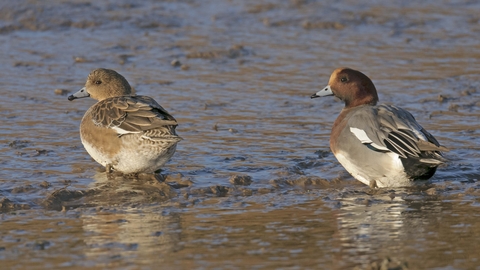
[68,68,181,174]
[311,68,448,188]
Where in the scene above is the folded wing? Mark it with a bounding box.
[348,104,447,164]
[91,96,180,139]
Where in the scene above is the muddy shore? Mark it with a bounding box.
[1,1,480,269]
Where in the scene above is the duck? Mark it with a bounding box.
[68,68,181,174]
[311,67,447,188]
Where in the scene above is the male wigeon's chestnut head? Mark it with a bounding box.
[312,68,379,108]
[68,68,133,101]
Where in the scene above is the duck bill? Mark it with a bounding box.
[311,85,334,99]
[68,87,90,101]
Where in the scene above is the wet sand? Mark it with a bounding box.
[1,0,480,269]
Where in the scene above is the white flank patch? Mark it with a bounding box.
[349,127,390,151]
[335,151,411,188]
[335,152,371,186]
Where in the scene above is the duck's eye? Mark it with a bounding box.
[94,80,102,85]
[340,77,348,83]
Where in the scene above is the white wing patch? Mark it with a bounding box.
[112,126,141,135]
[349,127,390,151]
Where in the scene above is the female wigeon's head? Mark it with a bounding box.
[68,68,134,101]
[311,68,379,108]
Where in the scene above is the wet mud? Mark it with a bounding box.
[1,0,480,269]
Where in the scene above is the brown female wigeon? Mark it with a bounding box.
[68,68,181,174]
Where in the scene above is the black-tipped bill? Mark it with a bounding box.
[68,87,90,101]
[311,85,334,99]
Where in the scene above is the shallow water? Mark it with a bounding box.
[0,0,479,269]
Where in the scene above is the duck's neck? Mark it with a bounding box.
[345,97,377,108]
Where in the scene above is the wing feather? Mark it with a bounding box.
[348,104,447,161]
[90,96,179,135]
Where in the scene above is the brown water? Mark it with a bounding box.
[1,0,480,269]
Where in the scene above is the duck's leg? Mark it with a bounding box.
[106,164,114,174]
[369,179,378,189]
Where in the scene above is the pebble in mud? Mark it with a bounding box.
[315,150,330,158]
[188,186,231,197]
[42,188,90,211]
[229,175,253,186]
[465,187,480,195]
[0,198,14,210]
[136,173,163,181]
[425,187,437,196]
[54,88,69,95]
[448,103,459,112]
[0,197,30,211]
[13,61,43,67]
[284,176,330,188]
[73,56,88,63]
[233,188,253,196]
[40,181,51,188]
[437,94,447,102]
[164,173,194,189]
[170,59,181,67]
[262,18,298,27]
[118,54,132,65]
[8,140,31,149]
[210,185,230,196]
[11,185,35,194]
[34,149,48,156]
[30,240,51,250]
[461,90,471,96]
[301,20,345,30]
